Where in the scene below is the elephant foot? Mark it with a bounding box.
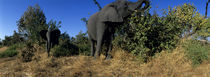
[105,55,112,60]
[94,55,99,59]
[47,53,50,57]
[90,53,94,57]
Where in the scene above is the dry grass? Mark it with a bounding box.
[0,45,209,77]
[139,47,192,77]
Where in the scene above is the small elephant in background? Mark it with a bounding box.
[40,28,61,56]
[87,0,150,59]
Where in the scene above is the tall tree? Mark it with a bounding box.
[17,4,47,43]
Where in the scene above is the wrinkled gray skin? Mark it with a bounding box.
[87,0,150,59]
[40,29,60,57]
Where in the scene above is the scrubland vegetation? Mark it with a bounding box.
[0,2,209,77]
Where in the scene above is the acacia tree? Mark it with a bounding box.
[17,4,47,43]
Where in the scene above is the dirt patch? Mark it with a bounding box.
[0,47,8,53]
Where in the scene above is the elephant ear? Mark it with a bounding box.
[51,30,61,45]
[99,4,123,22]
[40,30,48,40]
[52,30,61,38]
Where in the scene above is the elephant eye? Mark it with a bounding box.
[124,3,128,8]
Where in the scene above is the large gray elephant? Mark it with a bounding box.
[87,0,150,59]
[40,28,60,56]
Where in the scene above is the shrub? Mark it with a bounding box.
[0,43,24,58]
[19,42,36,62]
[52,33,79,57]
[113,4,207,61]
[71,31,91,56]
[74,31,90,55]
[182,39,209,66]
[2,31,25,46]
[0,49,18,58]
[52,43,79,57]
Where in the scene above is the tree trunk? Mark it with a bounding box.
[205,0,209,18]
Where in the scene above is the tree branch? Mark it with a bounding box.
[93,0,102,10]
[205,0,210,18]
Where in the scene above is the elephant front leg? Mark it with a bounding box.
[46,42,48,54]
[47,41,51,57]
[95,28,106,59]
[95,37,103,59]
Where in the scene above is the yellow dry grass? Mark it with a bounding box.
[139,47,192,77]
[0,45,209,77]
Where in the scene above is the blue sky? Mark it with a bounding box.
[0,0,209,40]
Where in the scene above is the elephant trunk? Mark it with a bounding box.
[138,0,150,11]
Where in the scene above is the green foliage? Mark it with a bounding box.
[166,4,207,39]
[72,31,91,55]
[17,4,47,43]
[52,44,78,57]
[2,31,24,46]
[0,50,17,58]
[52,32,79,57]
[182,39,209,66]
[52,31,90,57]
[0,43,24,58]
[197,18,210,40]
[113,4,207,61]
[48,19,61,30]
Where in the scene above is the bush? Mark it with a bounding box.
[0,50,18,58]
[71,31,91,56]
[0,43,24,58]
[52,43,79,57]
[182,39,209,66]
[52,33,79,57]
[19,42,36,62]
[113,4,207,61]
[2,31,25,46]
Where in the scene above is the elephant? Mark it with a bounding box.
[40,28,61,56]
[87,0,150,59]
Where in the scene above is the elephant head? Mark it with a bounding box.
[99,0,150,22]
[40,29,60,56]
